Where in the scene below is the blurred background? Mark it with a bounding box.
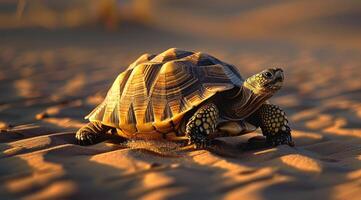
[1,0,361,47]
[0,0,361,127]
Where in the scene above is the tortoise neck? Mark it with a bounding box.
[224,86,271,119]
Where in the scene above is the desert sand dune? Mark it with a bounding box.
[1,1,361,199]
[1,40,360,199]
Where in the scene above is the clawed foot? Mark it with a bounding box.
[246,132,294,150]
[188,134,211,149]
[266,128,294,147]
[75,130,103,145]
[75,122,111,146]
[245,136,269,150]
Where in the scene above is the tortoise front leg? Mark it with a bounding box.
[75,121,111,145]
[185,103,219,149]
[248,104,294,147]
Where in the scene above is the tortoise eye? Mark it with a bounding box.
[263,71,273,79]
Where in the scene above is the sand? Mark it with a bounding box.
[1,1,361,199]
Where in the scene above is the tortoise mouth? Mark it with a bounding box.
[269,81,283,91]
[265,77,283,89]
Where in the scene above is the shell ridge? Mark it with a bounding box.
[127,103,137,124]
[144,100,155,123]
[119,68,138,125]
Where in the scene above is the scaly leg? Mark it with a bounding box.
[75,121,111,145]
[185,103,219,149]
[248,104,294,147]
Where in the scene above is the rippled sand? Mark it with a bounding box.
[1,1,361,199]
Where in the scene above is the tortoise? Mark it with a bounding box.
[76,48,293,148]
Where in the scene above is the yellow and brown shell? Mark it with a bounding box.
[85,48,244,139]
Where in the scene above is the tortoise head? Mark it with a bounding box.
[244,68,284,95]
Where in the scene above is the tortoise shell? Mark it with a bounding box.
[86,48,244,138]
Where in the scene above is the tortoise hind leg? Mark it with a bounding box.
[185,103,219,149]
[247,104,294,147]
[75,121,111,145]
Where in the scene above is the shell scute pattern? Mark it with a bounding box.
[86,48,244,135]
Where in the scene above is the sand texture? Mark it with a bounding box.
[1,1,361,199]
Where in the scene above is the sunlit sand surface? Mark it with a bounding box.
[1,1,361,199]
